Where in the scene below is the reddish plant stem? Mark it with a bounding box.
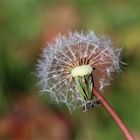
[93,88,134,140]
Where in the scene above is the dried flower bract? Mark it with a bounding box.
[36,31,122,112]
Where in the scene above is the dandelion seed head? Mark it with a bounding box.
[36,31,122,112]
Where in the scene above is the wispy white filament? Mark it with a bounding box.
[36,31,122,112]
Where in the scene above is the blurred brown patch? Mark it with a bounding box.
[0,95,74,140]
[41,3,80,42]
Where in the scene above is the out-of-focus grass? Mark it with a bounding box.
[0,0,140,139]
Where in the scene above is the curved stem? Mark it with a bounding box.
[93,88,134,140]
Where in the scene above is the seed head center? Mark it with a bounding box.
[71,65,93,78]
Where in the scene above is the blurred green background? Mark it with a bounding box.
[0,0,140,139]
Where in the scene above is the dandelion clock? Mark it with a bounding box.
[36,31,134,140]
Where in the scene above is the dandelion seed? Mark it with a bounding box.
[36,31,122,112]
